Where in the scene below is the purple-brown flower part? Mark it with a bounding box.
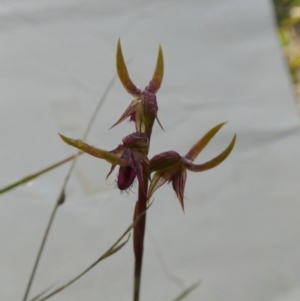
[135,90,158,133]
[59,132,149,195]
[148,123,236,210]
[130,151,149,196]
[105,144,125,180]
[107,133,150,195]
[109,99,139,129]
[150,151,181,172]
[122,132,149,150]
[171,168,187,211]
[130,111,136,122]
[116,39,141,97]
[59,134,127,166]
[145,44,164,94]
[118,165,137,191]
[111,40,164,134]
[114,149,148,195]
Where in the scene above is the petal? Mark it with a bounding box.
[110,99,138,129]
[116,39,141,96]
[145,45,164,94]
[184,134,236,172]
[117,166,136,190]
[130,111,136,122]
[172,169,187,211]
[185,122,228,162]
[59,134,127,166]
[150,151,181,172]
[148,170,173,200]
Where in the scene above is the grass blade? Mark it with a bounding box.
[171,282,200,301]
[0,154,82,195]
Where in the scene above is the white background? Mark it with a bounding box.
[1,1,300,300]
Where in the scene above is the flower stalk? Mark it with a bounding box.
[133,176,148,301]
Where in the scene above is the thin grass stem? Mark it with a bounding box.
[30,202,152,301]
[21,75,116,301]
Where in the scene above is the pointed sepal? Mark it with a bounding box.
[116,39,141,96]
[185,122,228,161]
[171,168,187,211]
[106,164,117,180]
[146,45,164,93]
[110,99,138,129]
[184,134,236,172]
[59,134,127,166]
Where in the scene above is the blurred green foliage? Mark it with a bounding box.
[273,0,300,102]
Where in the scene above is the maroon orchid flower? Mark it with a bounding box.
[110,39,164,136]
[59,132,149,195]
[148,122,236,211]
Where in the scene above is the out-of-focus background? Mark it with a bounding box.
[273,0,300,110]
[1,1,300,300]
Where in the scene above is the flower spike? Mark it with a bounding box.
[56,39,236,301]
[116,39,141,97]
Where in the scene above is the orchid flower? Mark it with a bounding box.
[148,122,236,211]
[59,132,149,195]
[110,39,164,137]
